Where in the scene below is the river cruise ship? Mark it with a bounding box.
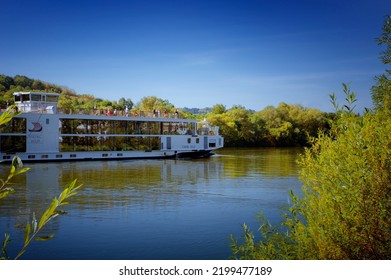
[0,92,224,162]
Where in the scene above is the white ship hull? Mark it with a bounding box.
[4,149,215,162]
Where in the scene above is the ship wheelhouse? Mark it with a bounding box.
[13,91,60,114]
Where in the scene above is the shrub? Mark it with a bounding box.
[231,87,391,259]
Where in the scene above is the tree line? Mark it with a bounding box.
[0,74,331,147]
[206,103,329,147]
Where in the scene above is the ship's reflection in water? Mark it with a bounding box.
[0,148,302,260]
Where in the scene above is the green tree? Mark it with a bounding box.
[255,103,326,146]
[0,75,14,92]
[258,104,294,146]
[31,80,45,91]
[249,112,267,145]
[136,96,157,111]
[211,104,226,114]
[372,15,391,110]
[208,105,257,146]
[13,75,33,89]
[134,96,175,114]
[118,97,133,110]
[58,93,76,114]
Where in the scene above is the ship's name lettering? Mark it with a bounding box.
[29,134,43,144]
[181,145,196,149]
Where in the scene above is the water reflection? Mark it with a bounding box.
[217,147,302,178]
[0,148,302,260]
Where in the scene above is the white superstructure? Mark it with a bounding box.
[0,92,224,162]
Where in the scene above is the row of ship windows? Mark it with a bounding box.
[0,118,197,135]
[2,153,125,160]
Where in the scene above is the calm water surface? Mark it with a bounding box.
[0,148,303,260]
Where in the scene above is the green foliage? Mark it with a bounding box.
[1,179,82,260]
[330,82,357,114]
[207,103,327,147]
[0,105,20,128]
[207,106,256,146]
[12,180,82,259]
[230,203,301,260]
[372,15,391,110]
[211,104,226,114]
[0,156,30,199]
[133,96,175,114]
[376,15,391,65]
[230,85,391,260]
[372,74,391,110]
[0,106,28,198]
[295,107,390,259]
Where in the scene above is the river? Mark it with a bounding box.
[0,147,303,260]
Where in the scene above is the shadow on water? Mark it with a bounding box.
[0,147,303,260]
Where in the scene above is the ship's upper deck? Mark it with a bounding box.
[10,91,220,135]
[13,91,60,114]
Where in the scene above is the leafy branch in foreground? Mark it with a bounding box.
[17,179,82,259]
[0,106,28,198]
[1,179,83,260]
[0,105,21,126]
[230,192,302,260]
[329,82,357,114]
[0,156,30,199]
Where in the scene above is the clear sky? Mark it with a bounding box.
[1,0,389,112]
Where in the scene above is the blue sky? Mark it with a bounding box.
[1,0,389,112]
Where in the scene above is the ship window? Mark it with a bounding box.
[23,94,30,102]
[70,154,77,158]
[102,153,108,157]
[14,95,21,102]
[2,156,11,160]
[0,118,26,133]
[46,96,59,102]
[117,153,123,157]
[31,94,41,101]
[56,154,63,158]
[196,138,199,144]
[46,119,49,125]
[28,155,36,159]
[187,138,191,144]
[41,155,48,159]
[0,136,26,153]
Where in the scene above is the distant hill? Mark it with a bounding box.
[180,107,212,115]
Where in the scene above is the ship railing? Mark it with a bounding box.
[7,106,183,119]
[4,103,57,114]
